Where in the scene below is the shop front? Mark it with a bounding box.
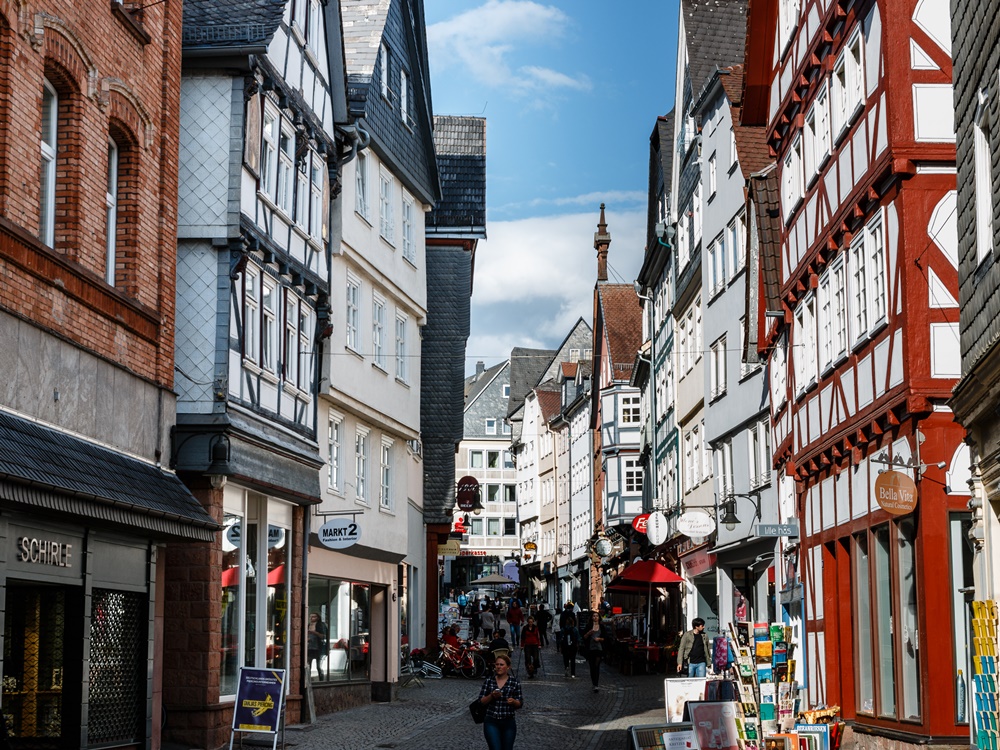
[307,546,400,712]
[0,411,218,750]
[679,544,719,636]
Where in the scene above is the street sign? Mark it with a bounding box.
[438,539,461,556]
[524,541,537,551]
[755,523,798,537]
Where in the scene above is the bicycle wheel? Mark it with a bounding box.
[459,653,478,678]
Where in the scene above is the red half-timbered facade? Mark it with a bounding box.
[745,0,968,745]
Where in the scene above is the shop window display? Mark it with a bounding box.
[308,578,371,683]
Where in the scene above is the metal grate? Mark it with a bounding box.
[88,590,146,746]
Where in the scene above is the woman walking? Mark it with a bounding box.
[582,612,608,692]
[476,653,523,750]
[560,612,579,678]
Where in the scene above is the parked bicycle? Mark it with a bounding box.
[437,641,486,678]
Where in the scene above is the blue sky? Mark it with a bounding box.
[424,0,680,372]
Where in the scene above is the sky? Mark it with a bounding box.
[423,0,681,374]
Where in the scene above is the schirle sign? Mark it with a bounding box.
[456,475,480,511]
[632,513,650,534]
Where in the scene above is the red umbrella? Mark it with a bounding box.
[606,560,684,645]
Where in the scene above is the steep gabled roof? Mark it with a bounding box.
[597,284,643,380]
[683,0,749,104]
[750,163,782,314]
[428,116,487,235]
[719,65,772,180]
[536,388,563,424]
[464,360,507,406]
[507,348,556,419]
[182,0,285,48]
[561,362,578,380]
[341,1,391,89]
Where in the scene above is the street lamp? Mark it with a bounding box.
[721,492,763,532]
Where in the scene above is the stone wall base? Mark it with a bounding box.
[841,724,972,750]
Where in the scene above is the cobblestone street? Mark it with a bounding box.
[286,646,670,750]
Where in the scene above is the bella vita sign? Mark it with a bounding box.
[874,470,918,516]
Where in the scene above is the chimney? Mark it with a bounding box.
[475,360,485,378]
[594,203,611,281]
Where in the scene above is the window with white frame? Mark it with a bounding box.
[261,105,278,198]
[346,276,361,351]
[488,518,500,536]
[293,0,307,33]
[105,138,119,284]
[307,0,320,54]
[710,336,727,399]
[624,458,643,494]
[783,134,803,219]
[749,419,772,489]
[355,428,370,503]
[244,267,261,364]
[502,421,512,435]
[395,313,408,382]
[695,298,703,362]
[693,184,703,245]
[778,0,800,53]
[729,209,746,273]
[804,106,817,180]
[770,332,788,408]
[379,44,390,99]
[793,294,817,395]
[818,256,848,371]
[470,518,483,536]
[678,213,689,270]
[976,90,994,265]
[372,296,386,369]
[716,440,733,498]
[309,155,324,240]
[470,449,483,468]
[277,123,294,214]
[502,384,510,399]
[814,83,831,169]
[400,69,410,125]
[570,348,581,362]
[620,395,641,423]
[701,421,712,481]
[40,80,58,247]
[717,228,728,287]
[261,278,277,373]
[355,151,369,220]
[380,438,393,510]
[833,30,865,137]
[296,159,308,229]
[379,169,394,242]
[284,296,299,385]
[328,415,343,492]
[401,192,415,263]
[684,429,697,493]
[297,302,314,391]
[849,213,887,343]
[709,151,717,197]
[730,127,738,169]
[485,418,497,435]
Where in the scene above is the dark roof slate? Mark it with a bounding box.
[464,360,507,405]
[0,410,218,539]
[428,116,487,234]
[182,0,285,48]
[682,0,749,104]
[507,348,556,419]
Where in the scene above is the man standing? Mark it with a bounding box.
[676,617,711,677]
[536,604,551,647]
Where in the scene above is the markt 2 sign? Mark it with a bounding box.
[874,470,918,516]
[318,518,362,549]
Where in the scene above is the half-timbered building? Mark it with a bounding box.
[744,0,968,742]
[169,0,354,744]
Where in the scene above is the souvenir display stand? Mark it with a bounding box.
[972,600,998,750]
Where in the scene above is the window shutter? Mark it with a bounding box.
[244,92,262,176]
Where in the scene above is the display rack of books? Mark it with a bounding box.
[729,621,800,745]
[972,600,999,750]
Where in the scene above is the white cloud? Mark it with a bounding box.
[428,1,589,94]
[496,190,647,213]
[468,209,646,364]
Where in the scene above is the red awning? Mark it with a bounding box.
[267,564,285,586]
[222,566,239,588]
[608,560,685,590]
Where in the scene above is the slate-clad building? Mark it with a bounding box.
[422,115,485,648]
[167,0,353,743]
[0,1,218,748]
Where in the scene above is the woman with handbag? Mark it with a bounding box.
[474,653,523,750]
[582,612,608,692]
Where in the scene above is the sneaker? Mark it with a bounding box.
[592,686,599,693]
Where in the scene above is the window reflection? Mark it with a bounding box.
[221,513,242,696]
[308,578,371,682]
[266,525,288,670]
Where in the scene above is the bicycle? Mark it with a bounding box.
[438,641,486,678]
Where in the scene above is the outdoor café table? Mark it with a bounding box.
[630,644,661,674]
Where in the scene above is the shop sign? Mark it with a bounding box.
[524,541,538,551]
[15,537,72,567]
[755,524,798,537]
[7,525,81,581]
[632,513,650,534]
[677,510,716,538]
[681,549,716,577]
[438,539,461,556]
[317,518,361,549]
[231,667,285,733]
[456,475,480,511]
[459,550,487,556]
[225,524,285,549]
[646,511,668,545]
[874,470,918,516]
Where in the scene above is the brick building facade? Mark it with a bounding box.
[0,2,217,749]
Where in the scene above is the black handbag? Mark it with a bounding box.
[469,698,487,724]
